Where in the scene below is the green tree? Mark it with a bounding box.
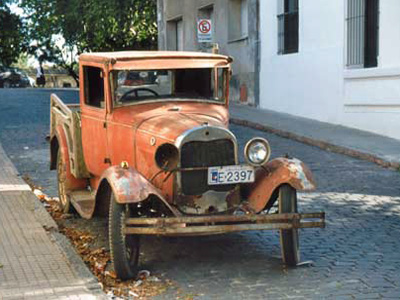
[0,1,26,66]
[20,0,158,84]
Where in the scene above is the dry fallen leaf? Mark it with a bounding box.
[129,291,139,297]
[105,271,117,279]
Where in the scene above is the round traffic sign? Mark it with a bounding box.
[198,20,211,34]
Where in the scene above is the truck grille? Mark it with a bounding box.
[180,139,236,195]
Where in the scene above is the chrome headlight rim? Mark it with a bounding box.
[244,137,271,166]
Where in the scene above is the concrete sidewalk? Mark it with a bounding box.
[230,103,400,169]
[0,145,104,299]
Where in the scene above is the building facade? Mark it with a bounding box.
[260,0,400,140]
[157,0,260,105]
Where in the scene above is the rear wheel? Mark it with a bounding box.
[109,193,140,280]
[3,80,10,88]
[57,148,73,213]
[279,184,300,266]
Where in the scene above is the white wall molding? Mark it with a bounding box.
[344,67,400,80]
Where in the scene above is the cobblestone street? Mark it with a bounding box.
[1,89,400,299]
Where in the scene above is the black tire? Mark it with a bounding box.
[109,193,140,280]
[279,184,300,266]
[56,148,73,213]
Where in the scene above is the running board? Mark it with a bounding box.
[70,190,95,219]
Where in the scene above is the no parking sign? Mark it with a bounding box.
[197,19,213,43]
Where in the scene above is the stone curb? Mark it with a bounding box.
[231,118,400,170]
[32,196,104,294]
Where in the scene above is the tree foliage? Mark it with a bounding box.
[0,1,26,66]
[20,0,158,83]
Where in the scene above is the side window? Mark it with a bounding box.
[83,66,105,108]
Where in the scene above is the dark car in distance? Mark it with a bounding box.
[0,66,32,88]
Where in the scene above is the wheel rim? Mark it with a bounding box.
[57,153,69,210]
[121,206,139,268]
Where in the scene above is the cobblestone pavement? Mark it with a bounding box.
[1,89,400,299]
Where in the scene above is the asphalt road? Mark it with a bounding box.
[1,89,400,299]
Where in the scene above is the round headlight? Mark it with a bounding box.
[155,143,179,171]
[244,138,271,166]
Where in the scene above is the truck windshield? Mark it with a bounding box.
[110,68,227,107]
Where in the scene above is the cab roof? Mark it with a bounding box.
[79,51,232,70]
[80,51,231,62]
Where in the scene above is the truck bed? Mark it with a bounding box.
[50,94,89,178]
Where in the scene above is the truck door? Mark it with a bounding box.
[80,65,110,176]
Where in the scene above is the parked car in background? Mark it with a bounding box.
[0,66,32,88]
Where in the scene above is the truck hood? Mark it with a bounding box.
[111,102,229,143]
[137,112,228,142]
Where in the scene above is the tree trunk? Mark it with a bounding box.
[66,67,79,87]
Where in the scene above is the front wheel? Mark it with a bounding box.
[279,184,300,266]
[109,193,140,280]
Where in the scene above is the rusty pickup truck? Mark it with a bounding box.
[50,51,325,280]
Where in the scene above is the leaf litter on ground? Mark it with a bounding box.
[31,186,173,299]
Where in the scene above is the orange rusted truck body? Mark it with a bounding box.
[50,51,324,279]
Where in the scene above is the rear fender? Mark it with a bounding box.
[244,158,316,213]
[52,125,87,191]
[99,166,178,214]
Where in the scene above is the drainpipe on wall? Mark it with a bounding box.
[254,0,260,107]
[157,0,165,50]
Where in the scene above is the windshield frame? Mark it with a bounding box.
[109,67,229,109]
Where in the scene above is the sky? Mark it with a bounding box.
[9,2,24,16]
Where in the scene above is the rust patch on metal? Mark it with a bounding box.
[243,158,316,213]
[225,187,241,208]
[98,166,178,215]
[124,212,325,236]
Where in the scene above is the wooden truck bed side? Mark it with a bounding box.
[50,93,90,179]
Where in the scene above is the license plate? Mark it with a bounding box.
[208,165,255,185]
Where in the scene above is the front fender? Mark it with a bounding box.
[99,166,174,208]
[244,158,316,213]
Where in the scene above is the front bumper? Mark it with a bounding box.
[124,212,325,236]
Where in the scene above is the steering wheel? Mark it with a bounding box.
[120,87,159,102]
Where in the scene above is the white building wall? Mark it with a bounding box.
[260,0,400,140]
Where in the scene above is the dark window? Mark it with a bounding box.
[111,68,227,106]
[278,0,299,55]
[228,0,248,41]
[347,0,379,68]
[83,66,104,108]
[364,0,379,67]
